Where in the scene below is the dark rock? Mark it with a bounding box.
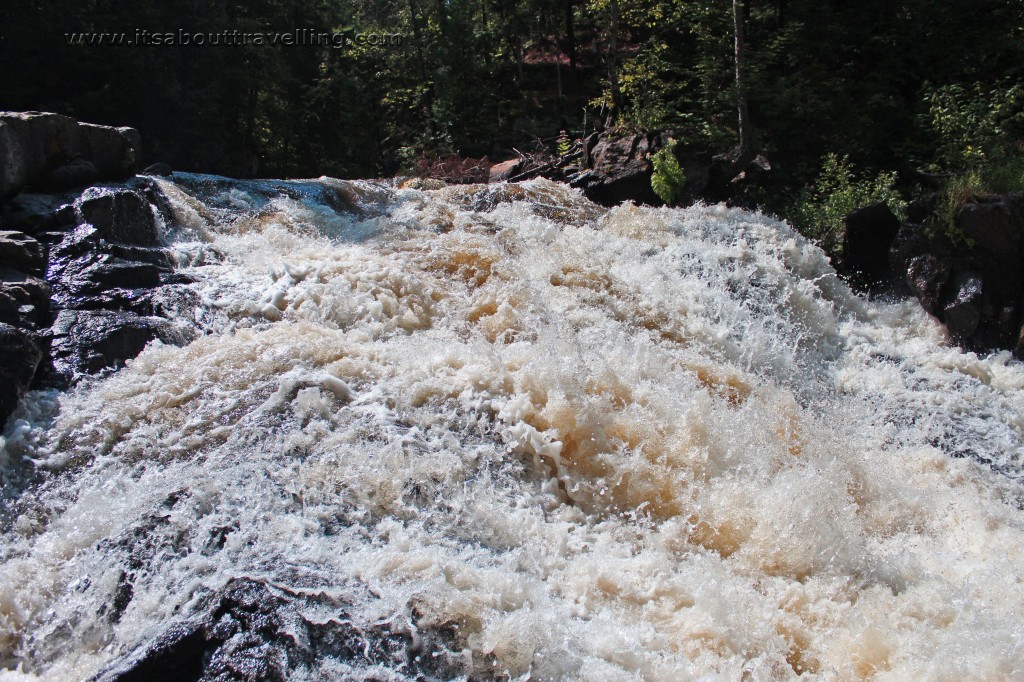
[488,158,524,183]
[942,271,984,342]
[80,122,142,179]
[48,309,173,383]
[0,192,75,235]
[0,111,140,200]
[889,222,940,289]
[0,268,50,327]
[45,158,99,191]
[905,193,940,224]
[49,252,164,309]
[842,203,901,288]
[143,162,173,177]
[0,230,47,275]
[906,254,952,316]
[92,578,470,682]
[0,323,44,424]
[574,131,660,205]
[955,194,1024,296]
[75,187,161,246]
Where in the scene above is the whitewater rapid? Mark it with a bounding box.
[1,175,1023,680]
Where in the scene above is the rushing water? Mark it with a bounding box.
[1,175,1023,680]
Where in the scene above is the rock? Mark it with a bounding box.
[942,271,984,341]
[0,111,140,201]
[906,192,940,224]
[48,309,172,383]
[889,221,940,289]
[0,230,46,275]
[580,132,660,205]
[0,268,50,327]
[955,194,1024,296]
[75,187,160,246]
[143,162,173,177]
[0,323,44,424]
[488,158,524,183]
[842,203,901,288]
[906,254,951,317]
[92,578,469,682]
[48,252,164,309]
[0,192,75,234]
[46,158,99,191]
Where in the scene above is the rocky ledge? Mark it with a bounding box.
[0,112,198,426]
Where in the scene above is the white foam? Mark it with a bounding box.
[2,177,1023,679]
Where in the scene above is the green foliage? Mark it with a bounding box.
[791,154,906,254]
[923,83,1024,172]
[651,141,686,205]
[922,83,1024,245]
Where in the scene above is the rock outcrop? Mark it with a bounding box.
[879,192,1024,357]
[0,113,199,426]
[0,111,141,200]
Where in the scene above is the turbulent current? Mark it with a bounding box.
[1,175,1023,680]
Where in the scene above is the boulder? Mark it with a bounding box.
[0,323,44,424]
[906,254,951,316]
[955,194,1024,296]
[91,578,469,682]
[48,309,172,383]
[46,158,99,191]
[0,230,47,275]
[580,132,660,205]
[1,192,76,234]
[0,268,50,327]
[488,158,524,183]
[842,203,901,288]
[942,271,984,342]
[0,111,140,201]
[143,162,173,177]
[75,187,160,246]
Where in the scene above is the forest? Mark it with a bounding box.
[4,0,1024,235]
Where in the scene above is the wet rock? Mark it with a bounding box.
[49,252,164,309]
[0,323,44,424]
[93,578,469,682]
[0,111,140,200]
[75,187,160,246]
[488,158,524,183]
[48,309,173,383]
[942,271,984,342]
[0,268,50,326]
[143,162,173,177]
[906,254,951,316]
[46,158,99,191]
[0,192,75,235]
[0,230,47,275]
[842,203,901,288]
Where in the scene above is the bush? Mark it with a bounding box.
[651,141,686,205]
[791,153,906,255]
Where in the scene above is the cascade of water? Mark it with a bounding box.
[1,175,1022,680]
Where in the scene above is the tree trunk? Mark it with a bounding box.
[733,0,753,160]
[605,0,622,127]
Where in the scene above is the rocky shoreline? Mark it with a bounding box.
[0,112,199,426]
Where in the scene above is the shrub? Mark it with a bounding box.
[791,153,906,255]
[651,141,686,205]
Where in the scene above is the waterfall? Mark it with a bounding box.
[2,174,1022,680]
